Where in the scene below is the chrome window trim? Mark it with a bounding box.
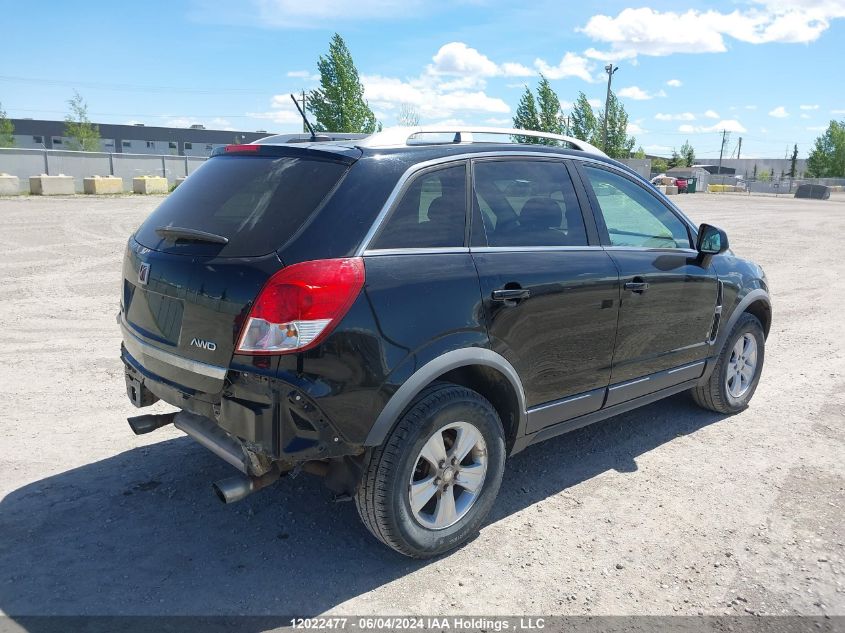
[470,245,600,253]
[357,151,624,255]
[363,247,470,256]
[121,318,227,380]
[356,158,470,254]
[602,246,699,255]
[355,150,699,255]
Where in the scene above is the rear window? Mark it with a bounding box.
[134,155,348,257]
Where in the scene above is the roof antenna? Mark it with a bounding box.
[290,93,317,141]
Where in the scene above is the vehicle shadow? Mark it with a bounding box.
[0,393,725,624]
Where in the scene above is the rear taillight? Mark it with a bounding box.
[236,258,365,355]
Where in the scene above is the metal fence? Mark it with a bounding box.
[707,174,845,195]
[0,147,208,193]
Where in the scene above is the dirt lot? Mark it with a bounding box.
[0,192,843,618]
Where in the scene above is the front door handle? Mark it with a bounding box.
[624,278,650,293]
[492,288,531,302]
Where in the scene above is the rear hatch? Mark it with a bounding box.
[121,146,356,391]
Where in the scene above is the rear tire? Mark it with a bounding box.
[691,312,765,414]
[355,383,506,558]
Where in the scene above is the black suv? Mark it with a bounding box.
[120,128,771,558]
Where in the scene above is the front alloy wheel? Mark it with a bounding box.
[726,333,758,399]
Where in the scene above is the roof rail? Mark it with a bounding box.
[253,132,368,145]
[356,126,607,157]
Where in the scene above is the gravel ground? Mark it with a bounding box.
[0,193,843,618]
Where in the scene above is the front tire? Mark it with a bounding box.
[692,312,765,414]
[355,383,506,558]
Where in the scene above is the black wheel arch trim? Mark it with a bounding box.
[704,288,770,379]
[363,348,527,448]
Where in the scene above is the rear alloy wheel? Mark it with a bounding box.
[355,384,505,558]
[409,421,488,530]
[691,312,765,414]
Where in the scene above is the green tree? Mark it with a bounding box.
[0,102,15,147]
[789,143,798,178]
[652,158,668,174]
[633,146,646,159]
[680,139,695,167]
[64,92,101,151]
[668,148,682,169]
[597,92,636,158]
[308,33,379,134]
[536,74,564,138]
[570,92,597,145]
[753,163,758,179]
[759,168,771,182]
[807,120,845,177]
[512,86,541,144]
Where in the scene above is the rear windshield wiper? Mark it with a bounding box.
[155,226,229,245]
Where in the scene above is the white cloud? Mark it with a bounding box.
[807,125,828,131]
[678,119,747,134]
[644,144,672,154]
[429,42,534,78]
[627,121,647,135]
[362,73,510,121]
[655,112,696,121]
[286,70,311,78]
[534,52,595,82]
[745,105,758,110]
[579,2,845,59]
[617,85,665,100]
[800,104,819,110]
[501,62,534,77]
[430,42,500,77]
[666,79,682,87]
[833,109,845,114]
[801,113,812,119]
[485,117,512,126]
[769,106,789,118]
[704,110,720,119]
[588,98,602,108]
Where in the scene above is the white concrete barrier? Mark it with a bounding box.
[30,174,75,195]
[0,173,21,195]
[84,176,124,194]
[133,176,168,194]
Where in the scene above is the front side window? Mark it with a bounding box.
[371,163,467,249]
[473,159,588,247]
[583,165,691,249]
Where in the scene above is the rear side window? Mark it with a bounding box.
[134,155,347,257]
[473,159,588,247]
[583,165,691,249]
[371,164,467,249]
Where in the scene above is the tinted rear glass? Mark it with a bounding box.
[134,155,348,257]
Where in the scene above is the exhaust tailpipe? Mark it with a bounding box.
[212,468,283,504]
[127,412,177,435]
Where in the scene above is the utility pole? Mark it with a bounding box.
[737,137,742,160]
[717,129,728,175]
[301,90,307,134]
[602,63,618,153]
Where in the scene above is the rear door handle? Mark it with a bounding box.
[492,288,531,302]
[624,278,649,293]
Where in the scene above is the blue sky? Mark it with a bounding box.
[1,0,844,158]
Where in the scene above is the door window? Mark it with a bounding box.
[473,160,588,247]
[371,164,467,249]
[583,166,691,249]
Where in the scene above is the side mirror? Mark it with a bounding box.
[697,223,729,255]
